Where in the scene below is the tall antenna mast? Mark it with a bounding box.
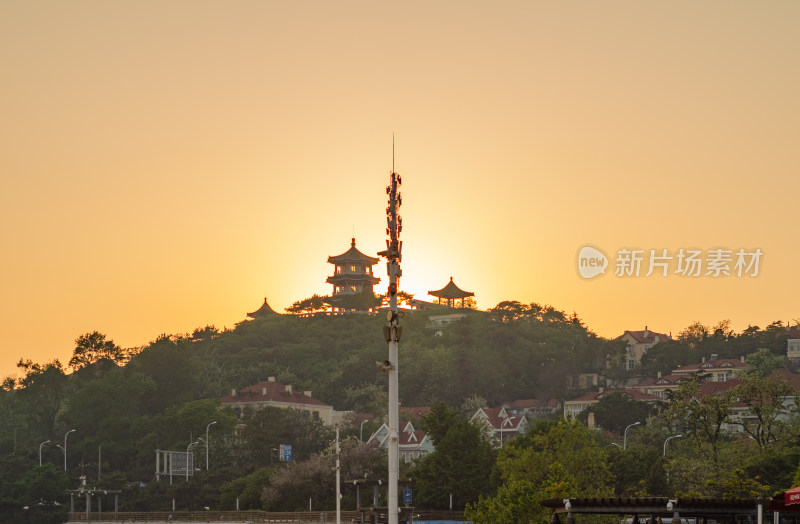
[378,137,402,524]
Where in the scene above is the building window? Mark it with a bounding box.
[350,265,357,272]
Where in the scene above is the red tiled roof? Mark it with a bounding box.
[769,369,800,392]
[478,407,525,430]
[697,378,743,397]
[632,375,687,388]
[400,406,431,419]
[221,381,330,407]
[399,430,427,445]
[617,329,670,344]
[567,389,662,403]
[503,398,560,409]
[675,358,746,372]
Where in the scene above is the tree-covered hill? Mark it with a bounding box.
[2,302,798,520]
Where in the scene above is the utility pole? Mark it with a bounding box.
[335,424,341,524]
[378,146,402,524]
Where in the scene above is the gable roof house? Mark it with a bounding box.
[563,388,663,419]
[470,407,527,448]
[366,421,434,463]
[501,398,561,418]
[672,355,748,382]
[616,327,671,371]
[221,377,338,425]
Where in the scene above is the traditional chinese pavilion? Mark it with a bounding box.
[326,238,380,296]
[247,297,279,319]
[428,277,474,308]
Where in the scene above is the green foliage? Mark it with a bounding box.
[220,467,272,510]
[579,392,658,434]
[285,294,329,314]
[468,418,613,523]
[240,406,332,464]
[5,311,800,513]
[743,348,786,378]
[410,404,496,510]
[69,331,126,370]
[669,376,735,464]
[731,375,794,446]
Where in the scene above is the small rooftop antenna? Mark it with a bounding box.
[392,133,395,173]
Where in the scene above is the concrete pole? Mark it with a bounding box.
[336,424,341,524]
[381,168,402,524]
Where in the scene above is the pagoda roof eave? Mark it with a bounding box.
[326,275,381,285]
[247,298,279,318]
[327,238,379,265]
[428,277,474,299]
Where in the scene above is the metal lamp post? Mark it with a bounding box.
[186,441,200,482]
[360,420,368,444]
[663,434,683,456]
[63,429,76,473]
[205,421,217,470]
[39,440,50,466]
[623,422,640,450]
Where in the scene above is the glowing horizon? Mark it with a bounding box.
[1,1,799,379]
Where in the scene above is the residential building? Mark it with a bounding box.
[671,354,748,382]
[563,389,662,419]
[629,373,691,399]
[501,398,561,418]
[616,327,670,370]
[221,377,336,425]
[366,421,434,463]
[470,407,527,447]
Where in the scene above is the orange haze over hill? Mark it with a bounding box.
[1,1,799,379]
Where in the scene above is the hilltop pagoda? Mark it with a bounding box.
[326,238,380,296]
[428,277,474,308]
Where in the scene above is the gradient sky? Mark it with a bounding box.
[2,1,799,380]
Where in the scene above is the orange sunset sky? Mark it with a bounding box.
[1,2,799,380]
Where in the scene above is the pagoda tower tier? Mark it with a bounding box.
[326,238,380,296]
[428,277,474,308]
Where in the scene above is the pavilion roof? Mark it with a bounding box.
[247,297,279,318]
[327,238,379,265]
[428,277,474,299]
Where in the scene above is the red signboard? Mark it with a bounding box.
[785,487,800,506]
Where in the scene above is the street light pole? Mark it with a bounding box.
[663,434,683,456]
[39,440,51,466]
[186,441,200,482]
[360,420,367,444]
[205,421,217,470]
[623,422,640,450]
[335,424,341,524]
[64,429,76,473]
